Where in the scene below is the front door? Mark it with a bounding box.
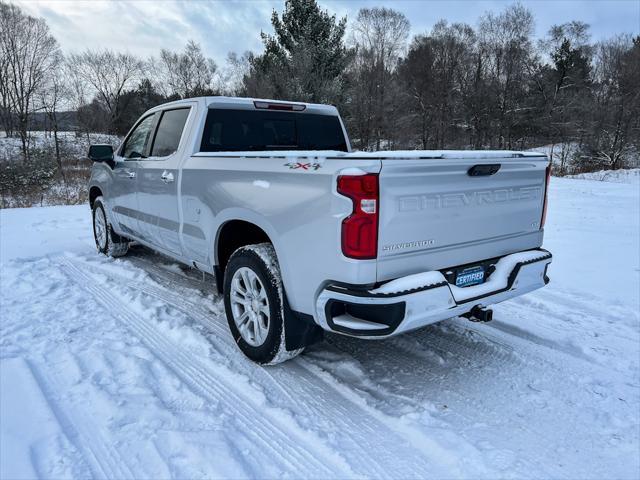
[110,112,158,239]
[136,107,192,256]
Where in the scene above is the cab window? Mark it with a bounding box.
[122,114,157,159]
[150,108,190,157]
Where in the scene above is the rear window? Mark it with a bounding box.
[200,109,348,152]
[151,108,190,157]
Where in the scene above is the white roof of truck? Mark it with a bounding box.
[151,96,338,116]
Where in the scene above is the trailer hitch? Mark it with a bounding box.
[463,305,493,323]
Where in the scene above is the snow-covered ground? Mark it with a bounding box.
[0,131,120,161]
[529,144,640,172]
[1,174,639,479]
[1,132,123,209]
[567,168,640,184]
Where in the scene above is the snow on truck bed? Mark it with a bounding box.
[1,174,639,479]
[193,149,546,159]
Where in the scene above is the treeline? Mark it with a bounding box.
[1,0,639,174]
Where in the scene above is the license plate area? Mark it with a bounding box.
[455,266,485,288]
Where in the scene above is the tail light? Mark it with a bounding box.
[337,174,379,259]
[540,164,551,229]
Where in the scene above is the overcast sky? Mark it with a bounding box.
[18,0,640,66]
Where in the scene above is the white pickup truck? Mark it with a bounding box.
[88,96,552,364]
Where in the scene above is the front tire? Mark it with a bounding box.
[92,196,129,257]
[223,243,303,364]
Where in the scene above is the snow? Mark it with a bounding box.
[338,167,368,176]
[193,150,545,160]
[0,206,91,261]
[252,180,271,189]
[567,168,640,184]
[529,143,580,169]
[370,250,549,298]
[346,150,545,159]
[0,359,82,480]
[370,271,445,294]
[1,173,639,479]
[0,131,120,162]
[448,250,549,301]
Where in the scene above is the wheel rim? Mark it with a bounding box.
[94,207,107,250]
[230,267,270,347]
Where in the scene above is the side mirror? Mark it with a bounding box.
[88,144,114,163]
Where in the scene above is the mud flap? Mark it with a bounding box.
[283,293,324,351]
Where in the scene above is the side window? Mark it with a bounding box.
[150,108,190,157]
[122,114,157,159]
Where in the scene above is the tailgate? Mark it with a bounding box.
[376,152,549,282]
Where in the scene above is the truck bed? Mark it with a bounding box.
[192,149,549,283]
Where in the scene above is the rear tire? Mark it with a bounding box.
[223,243,303,365]
[92,196,129,257]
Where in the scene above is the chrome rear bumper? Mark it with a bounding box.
[315,249,552,338]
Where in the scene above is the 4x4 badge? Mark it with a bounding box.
[284,162,321,170]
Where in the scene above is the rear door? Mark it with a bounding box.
[136,106,192,255]
[376,153,549,281]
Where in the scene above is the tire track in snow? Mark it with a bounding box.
[128,253,214,293]
[490,295,640,368]
[535,287,637,320]
[320,334,580,479]
[57,257,354,479]
[69,255,457,479]
[323,312,637,479]
[129,253,594,367]
[26,359,136,480]
[116,252,638,478]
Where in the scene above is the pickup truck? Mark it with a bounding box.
[88,96,553,364]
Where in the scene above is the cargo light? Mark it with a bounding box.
[337,174,379,259]
[253,101,306,111]
[540,164,551,229]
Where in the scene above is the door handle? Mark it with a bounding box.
[127,171,136,179]
[161,170,174,183]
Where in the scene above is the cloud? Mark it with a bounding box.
[18,0,278,63]
[17,0,640,66]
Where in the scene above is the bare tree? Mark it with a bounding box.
[350,7,410,149]
[0,1,60,159]
[154,41,217,99]
[218,51,252,96]
[38,52,67,180]
[68,49,143,133]
[528,23,592,173]
[0,3,13,138]
[478,3,536,148]
[399,22,476,149]
[540,21,592,58]
[588,35,640,169]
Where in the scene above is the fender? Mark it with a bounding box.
[211,208,296,306]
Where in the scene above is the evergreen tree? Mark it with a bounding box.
[244,0,351,104]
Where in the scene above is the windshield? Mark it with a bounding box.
[200,109,348,152]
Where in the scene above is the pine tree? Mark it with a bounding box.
[244,0,351,104]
